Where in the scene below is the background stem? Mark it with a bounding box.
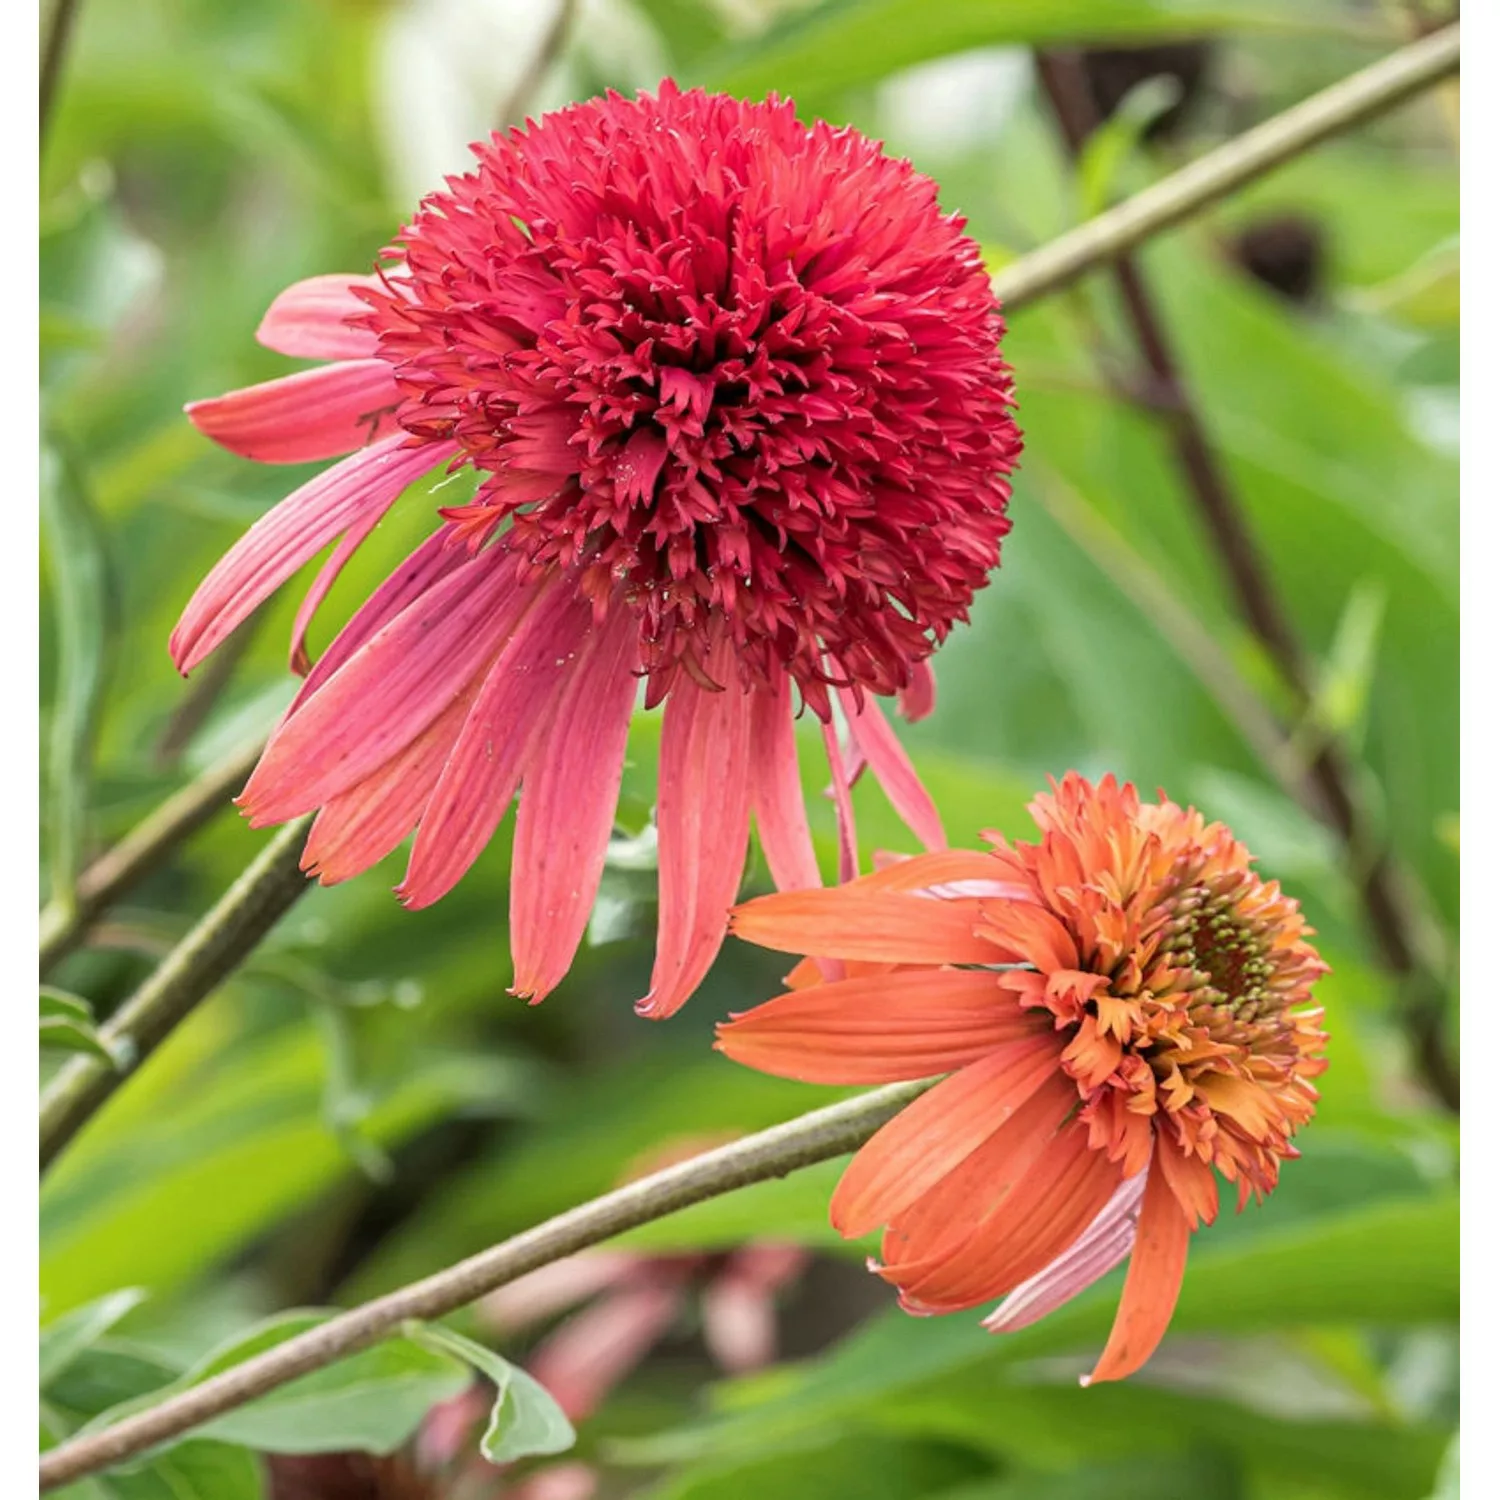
[991,24,1459,309]
[40,0,84,142]
[40,816,313,1171]
[40,736,267,975]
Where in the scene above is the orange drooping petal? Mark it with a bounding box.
[1154,1135,1220,1229]
[731,888,998,966]
[1083,1148,1192,1385]
[887,1120,1121,1311]
[831,1033,1065,1238]
[879,1071,1079,1271]
[715,969,1047,1085]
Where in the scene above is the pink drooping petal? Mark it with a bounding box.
[170,436,453,674]
[509,604,642,1001]
[299,685,477,884]
[185,360,402,463]
[749,677,821,892]
[241,546,529,823]
[700,1276,778,1373]
[898,661,937,723]
[700,1244,808,1372]
[639,657,756,1019]
[291,522,468,712]
[838,687,944,852]
[506,1464,599,1500]
[821,717,859,883]
[256,273,383,361]
[397,579,584,910]
[287,492,394,676]
[981,1170,1147,1334]
[529,1283,686,1422]
[480,1251,641,1334]
[723,1242,810,1293]
[417,1385,491,1470]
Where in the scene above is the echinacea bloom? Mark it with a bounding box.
[174,80,1021,1016]
[716,773,1328,1383]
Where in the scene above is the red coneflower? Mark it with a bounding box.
[716,773,1328,1382]
[173,81,1020,1016]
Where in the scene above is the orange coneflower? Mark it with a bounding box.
[716,773,1328,1383]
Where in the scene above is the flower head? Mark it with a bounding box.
[716,773,1328,1383]
[173,81,1020,1016]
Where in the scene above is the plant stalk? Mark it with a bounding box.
[40,737,266,975]
[992,23,1459,309]
[39,817,313,1171]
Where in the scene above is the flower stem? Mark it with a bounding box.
[40,736,267,976]
[992,23,1460,311]
[37,1078,929,1491]
[39,816,312,1172]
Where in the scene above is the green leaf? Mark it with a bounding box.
[628,1192,1457,1466]
[41,441,119,911]
[407,1323,576,1464]
[1294,579,1387,756]
[41,1018,118,1065]
[84,1312,471,1458]
[41,1291,149,1389]
[41,989,97,1026]
[643,1430,991,1500]
[882,1379,1446,1500]
[41,1015,532,1316]
[704,0,1342,102]
[1077,75,1183,217]
[307,1002,395,1185]
[1425,1431,1459,1500]
[40,991,120,1066]
[81,1441,265,1500]
[1350,241,1460,330]
[930,1453,1240,1500]
[43,1343,265,1500]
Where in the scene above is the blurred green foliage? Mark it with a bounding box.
[40,1,1457,1497]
